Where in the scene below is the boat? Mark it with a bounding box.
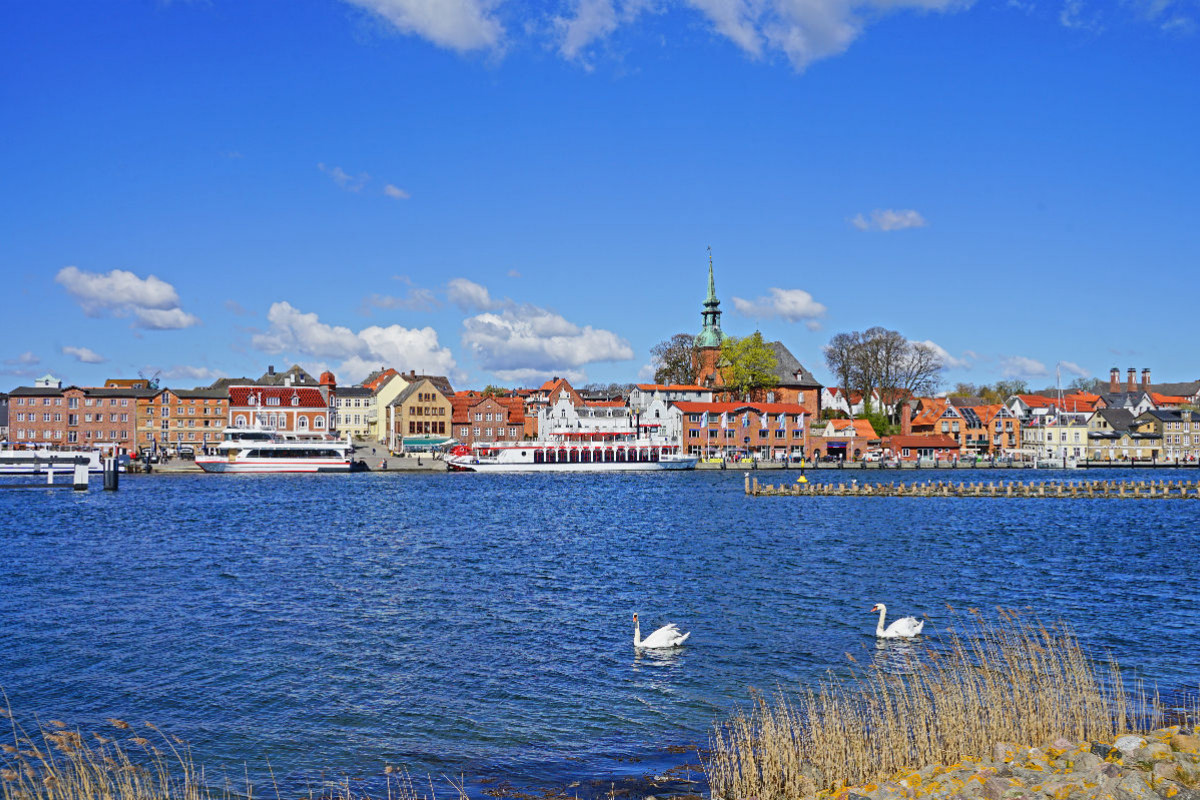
[445,431,698,473]
[0,445,108,474]
[195,424,354,473]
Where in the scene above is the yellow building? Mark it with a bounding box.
[386,378,452,452]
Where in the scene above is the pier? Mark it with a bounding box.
[744,475,1200,499]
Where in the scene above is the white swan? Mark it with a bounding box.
[871,603,924,638]
[633,612,690,649]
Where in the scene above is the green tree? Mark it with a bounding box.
[650,333,699,385]
[482,385,506,397]
[721,332,778,400]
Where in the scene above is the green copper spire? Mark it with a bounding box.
[695,246,723,348]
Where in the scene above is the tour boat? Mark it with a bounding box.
[445,432,698,473]
[0,446,107,474]
[195,425,354,473]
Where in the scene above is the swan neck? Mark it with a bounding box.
[876,606,887,635]
[634,619,641,647]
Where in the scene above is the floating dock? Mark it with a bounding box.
[745,475,1200,499]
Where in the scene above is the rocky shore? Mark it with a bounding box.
[821,728,1200,800]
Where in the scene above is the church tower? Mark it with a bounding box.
[693,248,725,388]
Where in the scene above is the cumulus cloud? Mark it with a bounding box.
[361,289,439,314]
[62,345,106,364]
[1059,360,1089,378]
[383,183,411,199]
[447,277,498,311]
[55,266,201,329]
[250,302,457,383]
[1001,355,1049,378]
[913,339,972,370]
[344,0,504,52]
[318,163,369,192]
[851,208,928,232]
[731,288,827,327]
[160,365,227,382]
[462,304,634,382]
[554,0,968,71]
[4,352,39,366]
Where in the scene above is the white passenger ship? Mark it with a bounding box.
[445,432,697,473]
[0,446,108,474]
[195,425,353,473]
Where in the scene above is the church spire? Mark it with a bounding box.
[694,246,723,349]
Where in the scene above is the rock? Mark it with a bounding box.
[1116,736,1149,756]
[1172,735,1200,753]
[1073,752,1103,772]
[1101,763,1124,779]
[1094,743,1119,760]
[981,777,1010,800]
[1114,773,1157,800]
[1052,737,1075,751]
[1152,762,1179,781]
[1134,743,1174,762]
[995,743,1020,763]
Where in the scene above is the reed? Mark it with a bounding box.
[0,710,464,800]
[705,608,1161,800]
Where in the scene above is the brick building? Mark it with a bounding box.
[8,385,153,451]
[136,388,229,453]
[450,393,527,447]
[674,401,809,460]
[227,386,332,435]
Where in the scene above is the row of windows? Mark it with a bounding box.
[459,427,520,438]
[408,421,446,434]
[337,398,370,407]
[473,412,506,422]
[409,406,445,417]
[231,414,326,429]
[13,397,132,407]
[689,429,800,439]
[13,429,129,441]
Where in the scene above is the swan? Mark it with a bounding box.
[633,613,690,649]
[871,603,924,638]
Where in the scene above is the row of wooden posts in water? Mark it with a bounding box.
[744,474,1200,499]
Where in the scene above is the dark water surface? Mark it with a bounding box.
[1,469,1197,792]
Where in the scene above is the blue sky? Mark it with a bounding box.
[3,0,1197,392]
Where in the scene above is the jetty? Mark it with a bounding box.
[744,475,1200,499]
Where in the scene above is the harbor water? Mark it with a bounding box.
[1,469,1197,793]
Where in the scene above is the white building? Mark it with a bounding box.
[536,396,682,444]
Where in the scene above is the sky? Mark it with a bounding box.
[2,0,1198,393]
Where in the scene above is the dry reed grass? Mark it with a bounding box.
[705,607,1163,800]
[0,706,465,800]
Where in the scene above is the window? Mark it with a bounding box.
[475,412,483,421]
[460,427,468,437]
[314,417,325,429]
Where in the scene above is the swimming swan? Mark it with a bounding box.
[633,613,690,649]
[871,603,924,638]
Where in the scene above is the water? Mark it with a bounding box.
[1,469,1198,793]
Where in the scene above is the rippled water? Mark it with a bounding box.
[1,469,1197,792]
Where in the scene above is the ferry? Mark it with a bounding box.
[195,425,354,473]
[0,445,108,474]
[445,432,698,473]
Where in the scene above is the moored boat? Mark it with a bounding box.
[0,446,108,474]
[195,424,353,473]
[446,433,697,473]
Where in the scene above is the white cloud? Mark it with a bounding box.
[1059,360,1089,378]
[4,352,39,366]
[361,289,439,313]
[851,208,928,232]
[383,183,411,199]
[506,268,522,278]
[318,162,369,192]
[344,0,504,52]
[160,365,227,382]
[462,304,633,380]
[250,302,457,384]
[447,277,498,311]
[553,0,968,71]
[1001,355,1049,378]
[55,266,200,329]
[913,339,971,370]
[62,345,106,364]
[731,287,827,324]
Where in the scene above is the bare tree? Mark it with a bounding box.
[823,331,861,412]
[825,327,945,421]
[650,333,699,386]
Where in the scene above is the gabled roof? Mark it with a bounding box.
[257,365,318,386]
[883,434,961,449]
[229,386,328,408]
[765,341,822,388]
[585,400,625,408]
[335,386,374,398]
[1147,381,1200,397]
[672,400,810,414]
[826,419,878,438]
[1150,392,1190,405]
[1094,407,1135,431]
[361,368,399,390]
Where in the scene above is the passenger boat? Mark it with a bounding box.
[445,431,698,473]
[0,446,107,474]
[195,425,353,473]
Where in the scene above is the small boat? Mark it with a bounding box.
[195,424,353,473]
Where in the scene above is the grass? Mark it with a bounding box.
[704,607,1168,800]
[0,708,465,800]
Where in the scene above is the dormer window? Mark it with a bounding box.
[291,395,300,406]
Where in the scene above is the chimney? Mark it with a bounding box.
[901,402,912,436]
[1141,368,1151,390]
[268,365,275,376]
[1127,367,1136,393]
[1109,367,1119,394]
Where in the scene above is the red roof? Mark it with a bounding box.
[585,400,625,408]
[827,419,878,438]
[634,384,708,392]
[883,434,961,449]
[229,386,327,408]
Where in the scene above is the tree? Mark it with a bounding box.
[1068,377,1103,393]
[992,379,1029,401]
[721,332,779,400]
[823,331,862,412]
[824,327,944,422]
[482,384,506,397]
[950,382,979,398]
[650,333,699,385]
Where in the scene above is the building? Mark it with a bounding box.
[0,392,8,441]
[674,401,808,460]
[973,404,1020,455]
[450,393,527,447]
[880,434,961,462]
[1021,413,1090,460]
[136,388,230,453]
[332,385,375,440]
[8,385,153,450]
[370,370,455,443]
[537,394,677,443]
[1133,409,1198,461]
[386,378,452,452]
[693,253,726,391]
[810,418,877,460]
[628,384,713,412]
[227,386,332,435]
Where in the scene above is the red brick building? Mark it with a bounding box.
[450,393,527,446]
[8,385,152,451]
[228,386,332,435]
[675,401,809,459]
